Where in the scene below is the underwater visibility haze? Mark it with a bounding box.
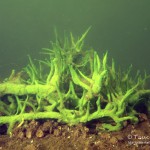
[0,0,150,78]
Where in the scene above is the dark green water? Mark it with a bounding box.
[0,0,150,79]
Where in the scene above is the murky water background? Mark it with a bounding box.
[0,0,150,79]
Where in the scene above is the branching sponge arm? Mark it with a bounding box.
[0,29,150,134]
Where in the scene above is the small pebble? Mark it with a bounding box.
[18,131,25,139]
[53,129,61,136]
[26,130,33,139]
[110,137,118,144]
[36,129,44,138]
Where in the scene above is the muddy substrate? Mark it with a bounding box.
[0,113,150,150]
